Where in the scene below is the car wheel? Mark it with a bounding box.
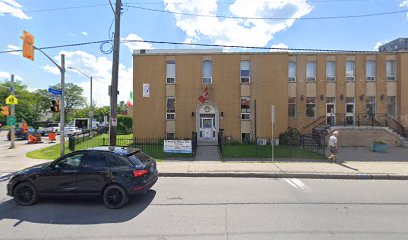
[13,182,38,206]
[103,184,129,209]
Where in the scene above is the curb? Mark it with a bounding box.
[159,172,408,180]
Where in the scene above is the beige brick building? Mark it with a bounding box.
[133,49,408,144]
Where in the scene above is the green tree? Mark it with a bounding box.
[93,106,110,123]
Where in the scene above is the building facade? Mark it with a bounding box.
[133,50,408,143]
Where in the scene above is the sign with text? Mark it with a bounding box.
[7,116,17,126]
[164,140,192,154]
[48,87,62,95]
[111,117,117,127]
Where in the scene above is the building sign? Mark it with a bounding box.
[163,140,192,154]
[143,83,150,97]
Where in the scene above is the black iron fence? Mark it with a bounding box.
[68,135,196,159]
[219,135,325,159]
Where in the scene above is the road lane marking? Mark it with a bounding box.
[284,178,309,191]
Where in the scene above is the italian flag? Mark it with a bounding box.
[126,91,133,107]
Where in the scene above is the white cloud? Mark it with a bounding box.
[81,31,88,36]
[164,0,313,47]
[374,41,387,50]
[42,65,60,75]
[0,0,30,19]
[122,33,153,53]
[401,0,408,19]
[270,43,289,52]
[6,44,19,55]
[0,71,23,81]
[43,50,133,107]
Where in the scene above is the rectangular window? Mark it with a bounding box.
[326,61,336,82]
[366,97,376,115]
[166,97,175,120]
[306,97,316,118]
[386,60,396,81]
[288,61,296,82]
[346,97,355,113]
[306,61,316,82]
[166,60,176,84]
[202,60,212,84]
[241,97,251,120]
[288,97,296,118]
[240,60,250,83]
[387,96,396,117]
[166,133,175,140]
[366,60,376,81]
[346,60,355,81]
[241,133,250,143]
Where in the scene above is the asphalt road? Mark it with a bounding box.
[0,177,408,240]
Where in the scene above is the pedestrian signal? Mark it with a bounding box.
[50,99,60,112]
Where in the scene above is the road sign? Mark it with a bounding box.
[7,116,17,126]
[5,95,18,105]
[111,117,117,126]
[48,88,62,95]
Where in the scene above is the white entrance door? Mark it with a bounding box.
[326,97,336,126]
[200,117,216,141]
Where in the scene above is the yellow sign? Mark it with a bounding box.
[5,95,18,105]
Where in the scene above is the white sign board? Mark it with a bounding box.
[164,140,192,154]
[271,105,276,124]
[143,83,150,97]
[111,117,117,127]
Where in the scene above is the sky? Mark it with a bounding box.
[0,0,408,107]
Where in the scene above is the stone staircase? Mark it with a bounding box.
[194,145,221,161]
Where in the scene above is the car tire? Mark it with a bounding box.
[13,182,38,206]
[103,184,129,209]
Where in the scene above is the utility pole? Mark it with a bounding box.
[60,54,66,156]
[9,74,15,149]
[109,0,122,146]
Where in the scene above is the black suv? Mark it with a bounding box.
[7,147,158,209]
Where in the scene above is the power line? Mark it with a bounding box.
[0,38,380,54]
[126,5,408,20]
[20,3,110,14]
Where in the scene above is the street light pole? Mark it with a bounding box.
[67,67,93,130]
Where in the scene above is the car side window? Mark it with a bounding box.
[108,155,132,167]
[82,153,109,168]
[55,154,83,169]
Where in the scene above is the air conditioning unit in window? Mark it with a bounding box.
[241,77,250,83]
[387,76,396,81]
[257,139,267,145]
[202,77,212,84]
[306,77,316,82]
[366,76,375,81]
[288,77,296,82]
[166,113,175,120]
[166,78,175,84]
[346,76,355,81]
[326,77,336,82]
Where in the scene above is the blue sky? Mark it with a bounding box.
[1,0,408,106]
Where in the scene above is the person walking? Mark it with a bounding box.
[328,131,339,162]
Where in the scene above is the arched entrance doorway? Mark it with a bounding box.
[196,102,219,144]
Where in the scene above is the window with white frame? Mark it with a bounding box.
[366,97,376,116]
[241,97,251,120]
[202,60,212,84]
[166,97,175,120]
[346,60,355,81]
[326,61,336,82]
[166,60,176,84]
[387,96,396,117]
[306,97,316,117]
[386,60,396,81]
[166,133,175,140]
[288,61,296,82]
[241,133,251,142]
[288,97,296,117]
[240,60,250,83]
[306,61,316,82]
[366,60,376,81]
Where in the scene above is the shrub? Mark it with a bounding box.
[279,128,301,146]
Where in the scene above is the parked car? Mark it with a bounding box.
[7,147,158,209]
[42,122,60,135]
[7,127,36,140]
[64,126,81,136]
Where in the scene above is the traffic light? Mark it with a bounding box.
[1,106,9,116]
[21,31,34,61]
[50,99,60,112]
